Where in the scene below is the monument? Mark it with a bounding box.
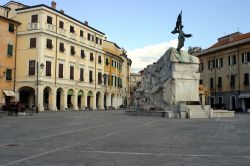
[135,12,204,118]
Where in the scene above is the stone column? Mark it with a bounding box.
[100,94,104,110]
[64,91,68,110]
[84,93,88,109]
[60,92,65,111]
[50,92,57,111]
[92,94,97,110]
[38,85,44,112]
[72,94,78,111]
[107,95,111,108]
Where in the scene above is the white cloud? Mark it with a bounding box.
[128,39,178,73]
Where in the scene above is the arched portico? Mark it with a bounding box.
[56,88,65,110]
[18,86,35,109]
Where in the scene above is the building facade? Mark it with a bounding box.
[103,40,132,109]
[0,15,19,107]
[197,32,250,112]
[1,1,131,111]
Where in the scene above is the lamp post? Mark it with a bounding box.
[36,62,44,113]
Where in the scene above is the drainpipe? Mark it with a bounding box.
[14,24,18,93]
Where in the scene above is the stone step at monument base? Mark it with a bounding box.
[187,105,209,119]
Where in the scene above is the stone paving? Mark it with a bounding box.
[0,110,250,166]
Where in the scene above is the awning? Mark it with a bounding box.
[3,90,16,97]
[238,94,250,99]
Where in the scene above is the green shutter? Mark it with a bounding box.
[6,69,12,80]
[7,44,13,56]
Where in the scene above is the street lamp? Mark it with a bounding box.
[36,62,44,113]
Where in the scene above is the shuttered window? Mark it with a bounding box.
[80,68,84,81]
[98,72,102,84]
[7,44,13,56]
[31,14,38,23]
[30,38,36,48]
[47,16,52,24]
[46,61,51,76]
[59,64,63,78]
[6,69,12,80]
[70,66,74,80]
[29,60,36,76]
[89,70,93,83]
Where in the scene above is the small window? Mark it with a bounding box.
[199,79,203,85]
[90,53,94,61]
[30,38,36,48]
[244,73,249,86]
[6,69,12,80]
[29,60,36,76]
[59,21,64,29]
[9,23,14,32]
[80,30,84,37]
[7,44,13,56]
[70,26,75,33]
[46,39,53,49]
[89,70,93,83]
[230,75,235,87]
[31,14,38,23]
[59,43,65,52]
[81,50,85,59]
[47,16,52,24]
[71,46,76,55]
[96,37,99,44]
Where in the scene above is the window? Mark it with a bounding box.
[244,73,249,86]
[98,56,102,64]
[70,46,76,55]
[217,77,222,88]
[106,58,109,65]
[80,30,84,37]
[31,14,38,23]
[108,75,111,86]
[70,66,74,80]
[30,38,36,48]
[230,75,235,87]
[9,23,14,32]
[46,39,53,49]
[59,21,64,29]
[96,37,99,44]
[59,42,65,52]
[98,72,102,84]
[70,26,75,33]
[199,79,203,85]
[90,53,94,61]
[228,55,236,65]
[210,78,214,89]
[87,33,94,41]
[59,64,63,78]
[81,50,85,59]
[208,60,215,70]
[45,61,51,76]
[7,44,13,56]
[89,70,93,83]
[47,16,52,24]
[103,74,107,85]
[242,52,250,63]
[6,69,12,80]
[29,60,36,76]
[216,58,223,68]
[80,68,84,81]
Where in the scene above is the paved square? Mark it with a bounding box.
[0,111,250,166]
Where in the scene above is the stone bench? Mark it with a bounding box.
[212,110,235,118]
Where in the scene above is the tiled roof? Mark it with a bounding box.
[209,32,250,49]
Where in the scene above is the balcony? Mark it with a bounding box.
[230,65,237,70]
[45,23,56,32]
[28,23,40,30]
[58,28,66,36]
[69,33,77,40]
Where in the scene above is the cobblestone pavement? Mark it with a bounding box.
[0,111,250,166]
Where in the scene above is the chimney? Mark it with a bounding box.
[60,10,64,14]
[51,1,56,9]
[84,21,88,25]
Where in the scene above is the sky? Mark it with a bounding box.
[3,0,250,72]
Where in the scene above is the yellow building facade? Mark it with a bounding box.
[197,32,250,112]
[0,15,19,107]
[103,40,132,109]
[1,1,132,111]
